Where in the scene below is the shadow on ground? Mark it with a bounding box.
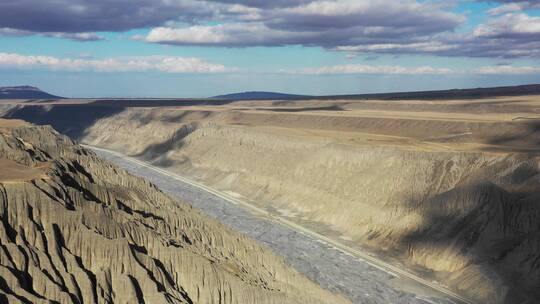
[2,105,124,140]
[394,125,540,303]
[482,121,540,153]
[133,123,198,167]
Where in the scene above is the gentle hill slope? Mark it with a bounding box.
[213,91,311,100]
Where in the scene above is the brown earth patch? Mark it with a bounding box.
[0,158,49,183]
[0,118,28,134]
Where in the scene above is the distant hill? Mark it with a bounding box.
[213,91,312,100]
[3,84,540,101]
[0,86,63,99]
[319,84,540,100]
[213,84,540,101]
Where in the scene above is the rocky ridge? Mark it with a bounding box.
[0,121,348,304]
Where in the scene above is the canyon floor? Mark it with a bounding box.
[2,94,540,303]
[90,144,467,304]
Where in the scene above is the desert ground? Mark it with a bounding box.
[2,94,540,303]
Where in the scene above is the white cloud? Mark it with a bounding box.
[474,65,540,74]
[488,3,525,15]
[488,1,540,16]
[141,0,463,48]
[146,25,232,44]
[0,27,103,41]
[282,0,373,16]
[0,27,27,36]
[335,42,456,53]
[474,13,540,37]
[224,4,262,20]
[330,9,540,58]
[1,0,539,59]
[0,53,231,73]
[44,32,103,41]
[285,64,540,76]
[290,64,454,75]
[144,23,303,46]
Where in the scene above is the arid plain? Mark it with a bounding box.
[2,94,540,303]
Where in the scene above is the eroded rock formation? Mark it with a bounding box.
[0,121,348,304]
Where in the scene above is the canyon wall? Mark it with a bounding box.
[0,120,348,304]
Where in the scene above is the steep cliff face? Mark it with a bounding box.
[0,121,348,304]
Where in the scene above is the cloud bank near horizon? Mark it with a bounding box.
[0,53,231,73]
[2,52,539,76]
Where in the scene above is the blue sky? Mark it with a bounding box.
[0,0,539,97]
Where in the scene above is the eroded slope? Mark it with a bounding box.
[0,121,348,304]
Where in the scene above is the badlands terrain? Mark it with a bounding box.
[2,90,540,303]
[0,118,348,303]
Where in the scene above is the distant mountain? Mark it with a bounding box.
[0,86,63,99]
[213,91,312,100]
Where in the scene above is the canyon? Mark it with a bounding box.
[0,118,348,303]
[2,93,540,303]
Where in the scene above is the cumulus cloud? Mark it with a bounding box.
[0,0,218,33]
[487,1,540,15]
[2,0,540,59]
[140,0,540,58]
[0,0,312,42]
[333,10,540,58]
[268,0,461,33]
[144,23,314,47]
[0,53,231,73]
[474,13,540,38]
[143,0,464,49]
[0,0,307,34]
[448,12,540,58]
